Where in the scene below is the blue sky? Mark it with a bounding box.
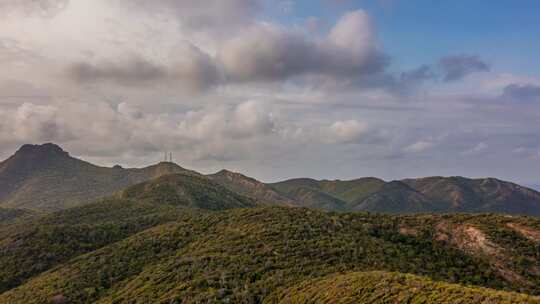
[268,0,540,75]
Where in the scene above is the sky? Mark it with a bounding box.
[0,0,539,187]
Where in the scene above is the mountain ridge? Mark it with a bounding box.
[219,172,540,216]
[0,143,191,211]
[1,143,540,216]
[0,171,256,293]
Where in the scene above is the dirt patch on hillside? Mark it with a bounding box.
[507,223,540,242]
[434,221,526,284]
[461,226,499,255]
[398,227,418,237]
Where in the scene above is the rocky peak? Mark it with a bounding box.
[14,143,69,159]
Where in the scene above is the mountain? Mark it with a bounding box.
[403,176,540,215]
[350,180,437,213]
[269,177,386,206]
[0,172,256,293]
[224,174,540,215]
[207,170,295,206]
[268,271,540,304]
[118,172,256,210]
[268,178,372,211]
[1,143,540,215]
[0,143,191,211]
[0,206,538,303]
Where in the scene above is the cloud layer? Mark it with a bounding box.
[0,0,539,185]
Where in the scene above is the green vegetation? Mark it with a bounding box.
[270,177,386,206]
[0,173,255,294]
[0,207,36,224]
[267,271,540,304]
[0,207,538,303]
[119,173,256,210]
[207,169,295,206]
[0,199,184,293]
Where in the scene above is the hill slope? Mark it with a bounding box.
[207,170,295,206]
[0,207,538,303]
[267,271,540,304]
[269,177,386,207]
[0,143,191,211]
[0,172,255,293]
[350,181,437,213]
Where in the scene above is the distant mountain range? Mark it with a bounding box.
[211,169,540,216]
[1,143,540,216]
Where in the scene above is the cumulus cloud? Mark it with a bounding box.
[461,142,488,155]
[324,120,369,144]
[0,1,538,184]
[179,101,275,141]
[0,38,41,66]
[219,10,387,82]
[118,0,259,33]
[0,99,277,162]
[501,83,540,102]
[68,57,166,86]
[439,54,490,82]
[67,43,221,93]
[403,140,434,153]
[0,103,72,144]
[0,0,69,18]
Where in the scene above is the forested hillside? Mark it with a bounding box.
[0,172,254,294]
[0,206,538,303]
[267,271,540,304]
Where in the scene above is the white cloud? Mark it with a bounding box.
[0,1,538,184]
[66,42,221,94]
[0,0,69,18]
[117,0,259,33]
[0,99,276,162]
[0,103,72,143]
[218,10,387,82]
[324,120,369,144]
[461,142,488,155]
[403,140,434,153]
